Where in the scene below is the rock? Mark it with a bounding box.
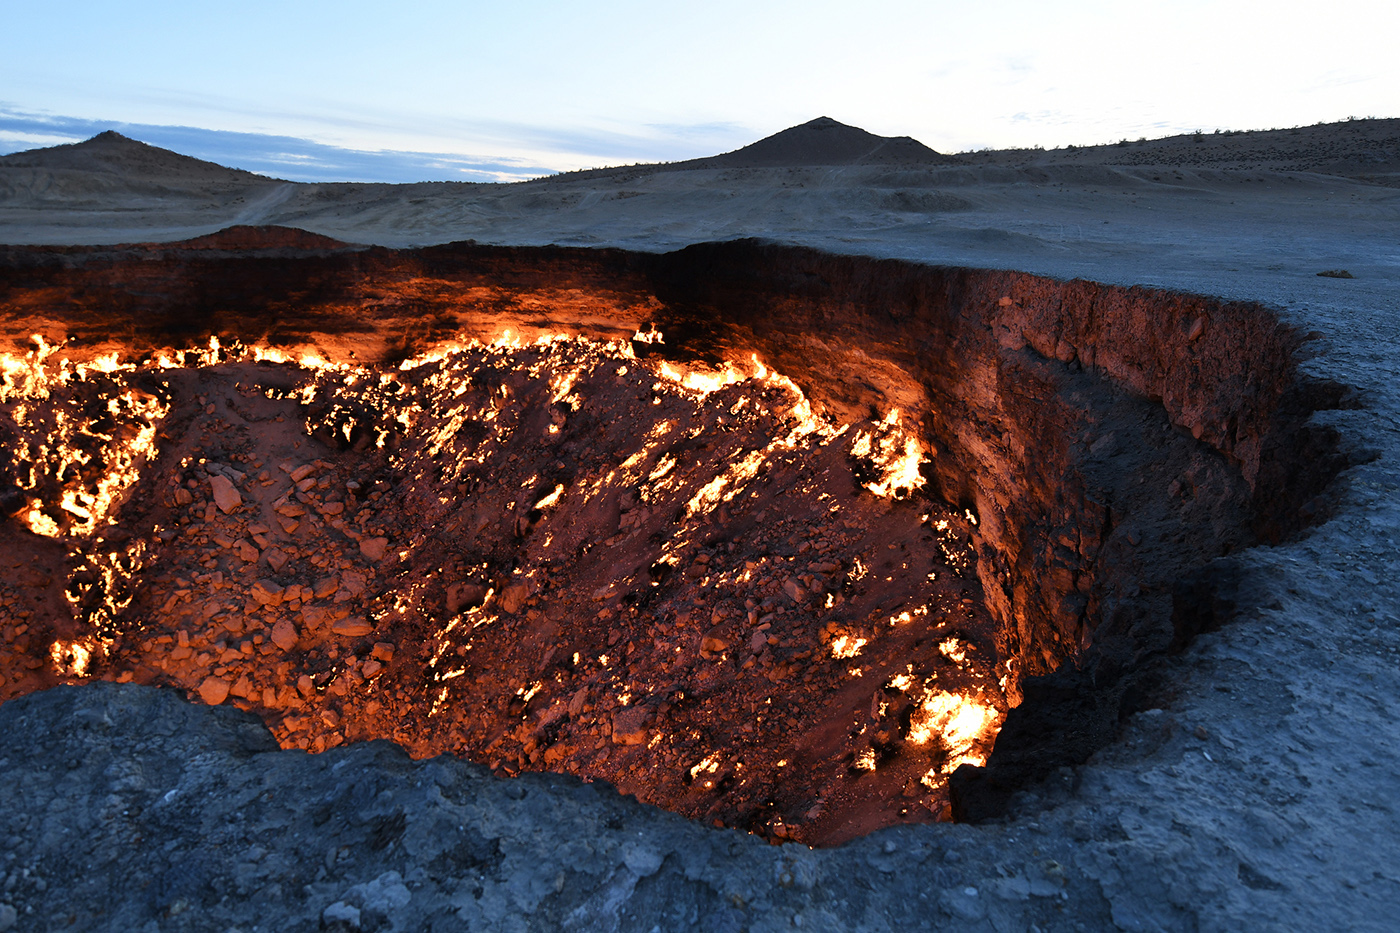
[297,674,315,697]
[332,618,374,638]
[322,501,345,515]
[612,704,651,745]
[750,630,769,654]
[290,464,316,483]
[209,475,242,514]
[251,579,285,607]
[620,840,664,877]
[173,487,193,506]
[198,677,230,705]
[360,537,388,561]
[0,903,14,932]
[701,635,729,653]
[371,643,395,661]
[361,659,382,678]
[314,577,340,599]
[323,901,361,929]
[301,606,331,629]
[446,582,487,613]
[499,583,528,615]
[238,540,260,562]
[265,548,289,572]
[942,886,986,921]
[783,578,808,603]
[270,618,298,651]
[1316,268,1354,278]
[345,871,412,919]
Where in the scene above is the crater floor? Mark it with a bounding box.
[1,337,1006,847]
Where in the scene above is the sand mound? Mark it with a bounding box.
[145,224,355,252]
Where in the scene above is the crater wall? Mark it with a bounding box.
[0,233,1349,818]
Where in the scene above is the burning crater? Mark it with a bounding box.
[0,233,1349,844]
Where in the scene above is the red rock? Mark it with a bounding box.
[270,618,298,651]
[198,677,230,705]
[332,618,373,637]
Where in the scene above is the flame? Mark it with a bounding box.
[2,341,170,539]
[851,412,927,498]
[533,484,565,511]
[252,346,291,364]
[50,638,96,677]
[939,637,969,664]
[907,690,1004,777]
[830,634,867,659]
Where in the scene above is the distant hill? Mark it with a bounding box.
[674,117,959,170]
[0,131,278,184]
[147,224,353,251]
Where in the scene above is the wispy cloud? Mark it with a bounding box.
[0,107,563,183]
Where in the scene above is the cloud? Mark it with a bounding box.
[0,106,563,183]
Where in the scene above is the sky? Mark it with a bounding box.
[2,0,1397,183]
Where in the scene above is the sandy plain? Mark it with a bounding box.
[1,117,1399,930]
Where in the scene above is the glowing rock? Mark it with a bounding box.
[209,475,242,514]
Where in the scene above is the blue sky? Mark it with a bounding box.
[2,0,1396,183]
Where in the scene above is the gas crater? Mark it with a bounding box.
[0,232,1351,843]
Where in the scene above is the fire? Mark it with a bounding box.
[849,409,927,498]
[830,634,867,659]
[939,637,969,664]
[908,690,1004,778]
[50,638,97,677]
[1,327,1009,845]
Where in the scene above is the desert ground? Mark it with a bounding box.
[0,116,1398,931]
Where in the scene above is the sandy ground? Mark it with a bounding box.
[2,119,1400,929]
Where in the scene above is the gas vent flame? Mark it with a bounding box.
[908,690,1003,781]
[849,409,927,498]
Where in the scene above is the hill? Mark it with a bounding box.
[0,130,278,185]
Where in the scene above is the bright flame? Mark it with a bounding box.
[908,691,1003,777]
[830,634,867,659]
[50,639,95,677]
[534,484,565,511]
